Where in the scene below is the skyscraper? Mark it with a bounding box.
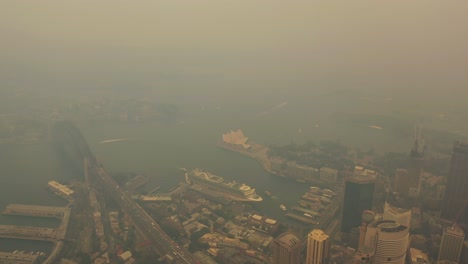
[442,142,468,224]
[407,135,424,198]
[306,229,330,264]
[341,167,376,233]
[393,168,409,196]
[383,202,412,228]
[272,232,302,264]
[362,220,409,264]
[438,225,465,263]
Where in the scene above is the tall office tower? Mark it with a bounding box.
[305,229,330,264]
[393,168,409,196]
[341,167,376,233]
[461,240,468,264]
[363,220,409,264]
[272,232,302,264]
[442,142,468,225]
[407,130,424,198]
[354,211,376,264]
[383,202,412,227]
[438,226,465,263]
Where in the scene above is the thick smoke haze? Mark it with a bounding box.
[1,0,467,103]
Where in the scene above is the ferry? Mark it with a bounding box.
[187,168,262,202]
[280,204,287,211]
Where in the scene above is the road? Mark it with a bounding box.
[94,166,196,264]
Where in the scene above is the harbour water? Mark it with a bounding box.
[0,96,413,251]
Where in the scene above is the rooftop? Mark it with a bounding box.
[309,229,329,242]
[276,232,300,248]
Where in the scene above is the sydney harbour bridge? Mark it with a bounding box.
[52,121,196,263]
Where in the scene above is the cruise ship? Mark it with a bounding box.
[187,168,262,202]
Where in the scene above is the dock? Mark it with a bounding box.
[285,213,316,225]
[0,225,61,242]
[0,252,40,264]
[0,204,71,264]
[148,185,161,195]
[124,175,150,193]
[3,204,69,219]
[291,206,320,217]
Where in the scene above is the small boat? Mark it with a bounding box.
[264,191,273,197]
[280,204,287,211]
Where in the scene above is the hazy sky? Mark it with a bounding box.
[1,1,467,102]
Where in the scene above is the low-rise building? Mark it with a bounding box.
[48,181,74,200]
[409,248,429,264]
[249,214,279,235]
[320,167,338,184]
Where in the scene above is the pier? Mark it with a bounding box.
[0,204,71,264]
[291,206,320,216]
[3,204,69,219]
[0,252,40,264]
[0,225,60,242]
[124,175,150,193]
[148,185,161,195]
[285,213,317,225]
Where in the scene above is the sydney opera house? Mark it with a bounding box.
[222,129,251,150]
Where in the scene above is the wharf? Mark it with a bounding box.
[0,225,61,242]
[291,206,320,216]
[124,175,150,193]
[285,213,316,225]
[148,185,161,195]
[301,195,321,203]
[2,204,69,219]
[0,204,71,264]
[0,252,39,264]
[298,199,321,208]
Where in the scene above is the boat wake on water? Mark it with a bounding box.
[98,138,127,144]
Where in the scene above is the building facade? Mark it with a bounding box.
[407,138,424,198]
[272,232,302,264]
[306,229,330,264]
[341,168,376,233]
[438,226,464,263]
[383,203,412,228]
[393,169,409,196]
[442,142,468,223]
[363,220,409,264]
[319,167,338,184]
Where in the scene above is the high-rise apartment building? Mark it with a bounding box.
[306,229,330,264]
[272,232,302,264]
[442,142,468,226]
[341,167,376,233]
[438,226,464,263]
